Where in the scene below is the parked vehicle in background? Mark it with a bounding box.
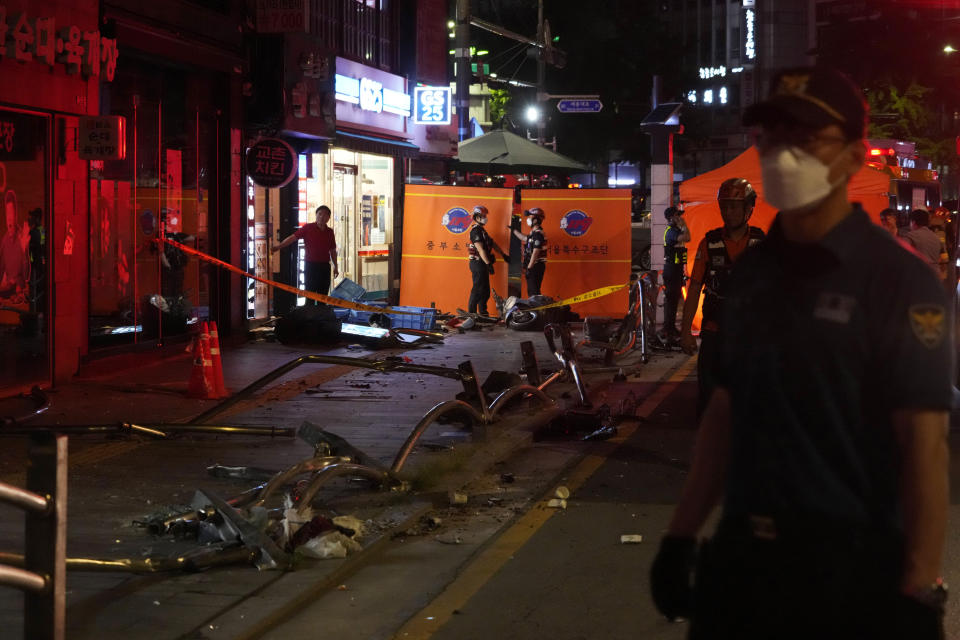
[865,139,942,224]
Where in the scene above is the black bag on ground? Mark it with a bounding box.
[275,305,342,345]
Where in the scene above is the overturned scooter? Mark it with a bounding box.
[502,295,575,331]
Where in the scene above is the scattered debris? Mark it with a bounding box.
[554,486,570,500]
[546,498,567,509]
[298,531,362,559]
[449,491,468,506]
[620,534,644,544]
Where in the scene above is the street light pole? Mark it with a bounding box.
[456,0,471,142]
[536,0,545,146]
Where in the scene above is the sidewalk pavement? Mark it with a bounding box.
[0,322,690,640]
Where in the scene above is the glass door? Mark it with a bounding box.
[0,108,50,389]
[333,164,357,285]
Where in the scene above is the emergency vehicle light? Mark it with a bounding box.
[869,148,895,156]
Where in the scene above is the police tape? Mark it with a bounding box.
[516,284,628,312]
[158,236,419,315]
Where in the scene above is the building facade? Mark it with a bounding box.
[246,0,455,318]
[666,0,813,178]
[0,0,246,395]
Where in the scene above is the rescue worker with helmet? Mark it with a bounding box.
[660,206,690,341]
[467,205,505,317]
[680,178,765,416]
[510,207,548,296]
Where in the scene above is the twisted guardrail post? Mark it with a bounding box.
[0,431,67,640]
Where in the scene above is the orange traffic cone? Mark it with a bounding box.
[208,320,228,399]
[186,329,216,399]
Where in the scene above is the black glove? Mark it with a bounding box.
[893,594,945,640]
[487,263,495,275]
[650,535,696,621]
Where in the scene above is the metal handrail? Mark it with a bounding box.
[190,354,471,425]
[391,400,484,473]
[0,483,50,515]
[0,432,67,640]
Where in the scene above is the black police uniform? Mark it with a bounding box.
[467,222,495,315]
[662,223,686,336]
[695,226,765,416]
[691,208,953,639]
[523,227,547,296]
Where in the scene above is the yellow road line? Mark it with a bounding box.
[392,358,698,639]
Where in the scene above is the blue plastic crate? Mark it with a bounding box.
[330,278,366,303]
[387,306,436,331]
[348,302,387,326]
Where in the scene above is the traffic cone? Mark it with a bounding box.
[186,328,216,399]
[208,320,229,399]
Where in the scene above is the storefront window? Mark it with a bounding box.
[0,109,49,388]
[90,56,217,347]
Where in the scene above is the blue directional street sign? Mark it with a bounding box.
[557,99,603,113]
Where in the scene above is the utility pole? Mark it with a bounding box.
[456,0,472,142]
[536,0,545,146]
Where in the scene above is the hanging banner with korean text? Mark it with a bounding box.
[245,138,298,189]
[400,186,514,313]
[518,189,632,316]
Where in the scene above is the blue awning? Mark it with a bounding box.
[335,130,420,157]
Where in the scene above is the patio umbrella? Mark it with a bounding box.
[455,129,590,174]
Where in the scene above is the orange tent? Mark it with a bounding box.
[678,146,891,326]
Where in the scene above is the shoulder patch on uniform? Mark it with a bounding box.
[909,304,946,348]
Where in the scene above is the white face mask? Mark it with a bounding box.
[477,217,487,225]
[526,217,535,227]
[759,144,850,213]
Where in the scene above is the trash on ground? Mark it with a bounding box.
[298,532,362,559]
[620,534,644,544]
[449,491,468,505]
[546,498,567,509]
[554,486,570,500]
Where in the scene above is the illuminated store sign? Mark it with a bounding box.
[413,86,451,125]
[744,8,756,60]
[335,72,411,117]
[699,66,726,79]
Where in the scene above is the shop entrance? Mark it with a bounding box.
[333,164,358,284]
[0,108,50,390]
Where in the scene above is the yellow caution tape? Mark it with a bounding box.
[519,284,627,312]
[159,237,418,315]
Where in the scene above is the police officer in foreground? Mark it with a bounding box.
[510,207,548,296]
[680,178,765,417]
[651,67,951,639]
[467,205,505,317]
[660,206,690,341]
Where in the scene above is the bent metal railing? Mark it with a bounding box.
[0,431,67,640]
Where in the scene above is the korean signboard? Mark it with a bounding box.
[334,57,410,135]
[413,86,451,125]
[0,4,119,81]
[78,116,125,160]
[256,0,308,33]
[245,138,297,189]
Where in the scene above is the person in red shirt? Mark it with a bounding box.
[271,205,339,302]
[679,178,765,416]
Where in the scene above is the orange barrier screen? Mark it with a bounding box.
[679,146,891,328]
[400,186,514,312]
[518,189,631,316]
